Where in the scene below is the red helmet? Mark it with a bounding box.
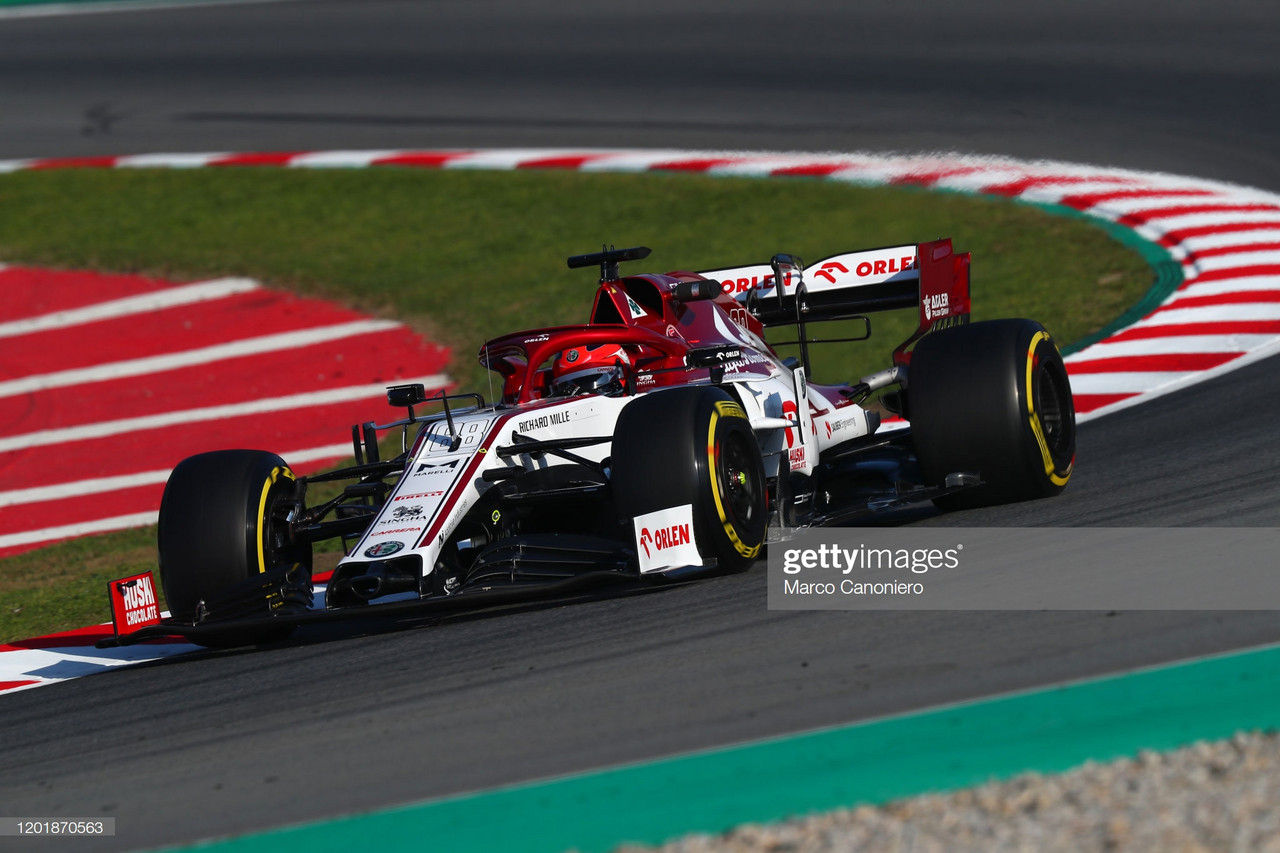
[551,343,631,397]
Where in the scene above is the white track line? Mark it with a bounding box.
[0,444,356,550]
[116,152,229,168]
[0,277,259,338]
[0,0,308,23]
[0,374,449,453]
[0,512,162,550]
[1135,303,1280,327]
[1066,335,1267,360]
[0,443,354,509]
[0,318,400,400]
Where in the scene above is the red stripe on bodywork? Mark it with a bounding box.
[415,410,518,549]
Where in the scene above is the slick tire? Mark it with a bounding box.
[908,319,1075,510]
[612,386,767,573]
[158,449,311,645]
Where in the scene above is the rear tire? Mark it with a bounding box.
[158,450,311,644]
[612,387,767,573]
[908,319,1075,510]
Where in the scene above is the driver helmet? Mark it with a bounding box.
[551,343,631,396]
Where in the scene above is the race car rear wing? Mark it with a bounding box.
[699,238,970,366]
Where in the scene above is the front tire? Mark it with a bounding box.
[612,387,767,573]
[158,449,311,644]
[908,319,1075,510]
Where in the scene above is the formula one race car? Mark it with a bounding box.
[104,239,1075,647]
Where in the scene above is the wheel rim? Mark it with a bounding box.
[1034,358,1075,466]
[259,476,309,575]
[717,431,762,534]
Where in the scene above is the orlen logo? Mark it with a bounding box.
[719,272,796,296]
[638,524,692,559]
[813,261,849,284]
[854,255,916,278]
[924,292,949,321]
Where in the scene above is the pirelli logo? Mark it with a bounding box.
[714,401,746,420]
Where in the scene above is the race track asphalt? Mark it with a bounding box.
[2,1,1279,849]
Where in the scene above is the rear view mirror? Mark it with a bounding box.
[386,384,427,408]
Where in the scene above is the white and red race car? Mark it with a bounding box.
[105,240,1075,647]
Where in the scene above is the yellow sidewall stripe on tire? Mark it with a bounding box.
[706,408,761,561]
[1025,331,1071,487]
[256,466,295,574]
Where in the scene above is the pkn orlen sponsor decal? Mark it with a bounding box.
[703,265,794,297]
[789,247,920,296]
[634,504,702,574]
[703,246,918,299]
